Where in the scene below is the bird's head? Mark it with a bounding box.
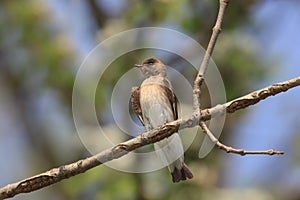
[135,58,167,77]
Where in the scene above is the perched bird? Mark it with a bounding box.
[131,58,193,182]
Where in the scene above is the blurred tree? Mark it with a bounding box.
[0,1,78,199]
[0,0,272,200]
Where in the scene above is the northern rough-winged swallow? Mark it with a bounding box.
[131,58,193,182]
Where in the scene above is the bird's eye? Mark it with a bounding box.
[147,62,154,65]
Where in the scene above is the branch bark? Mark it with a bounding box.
[0,0,298,198]
[199,121,284,156]
[1,75,300,199]
[193,0,229,112]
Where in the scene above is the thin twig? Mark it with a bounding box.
[199,121,284,156]
[1,75,299,199]
[0,0,298,197]
[193,0,229,112]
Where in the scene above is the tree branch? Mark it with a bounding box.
[193,0,229,112]
[191,0,286,158]
[202,75,300,121]
[1,75,299,199]
[1,0,298,198]
[199,121,284,156]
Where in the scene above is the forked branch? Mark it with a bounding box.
[1,75,299,199]
[199,121,284,156]
[0,0,298,199]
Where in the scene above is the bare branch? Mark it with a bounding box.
[0,0,298,197]
[199,121,284,156]
[191,0,284,159]
[1,75,299,199]
[202,75,300,121]
[193,0,229,112]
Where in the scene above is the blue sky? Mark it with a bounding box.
[223,1,300,188]
[1,1,300,194]
[45,0,300,189]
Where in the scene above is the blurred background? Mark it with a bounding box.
[1,0,300,199]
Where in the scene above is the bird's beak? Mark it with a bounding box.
[135,64,143,68]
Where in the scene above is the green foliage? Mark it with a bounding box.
[0,0,272,199]
[1,1,74,99]
[214,31,268,99]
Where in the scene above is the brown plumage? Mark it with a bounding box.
[131,84,178,125]
[130,58,193,183]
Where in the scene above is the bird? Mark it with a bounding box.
[130,57,193,182]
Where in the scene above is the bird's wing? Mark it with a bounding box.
[130,86,145,126]
[162,85,178,120]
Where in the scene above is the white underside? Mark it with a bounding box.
[144,103,184,172]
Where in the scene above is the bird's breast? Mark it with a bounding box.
[140,84,173,129]
[140,84,169,105]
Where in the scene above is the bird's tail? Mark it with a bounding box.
[171,162,193,183]
[154,133,193,183]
